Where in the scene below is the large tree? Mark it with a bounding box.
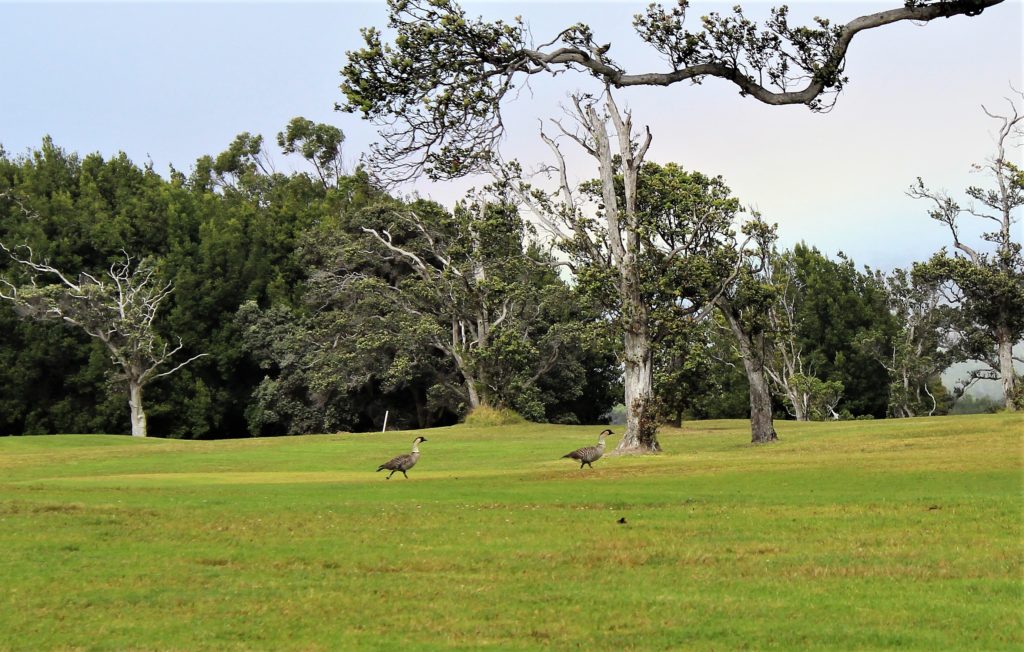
[341,0,1004,183]
[357,198,532,411]
[499,93,745,451]
[910,96,1024,411]
[784,244,894,418]
[712,218,786,442]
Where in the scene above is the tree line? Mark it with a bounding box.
[1,108,1018,439]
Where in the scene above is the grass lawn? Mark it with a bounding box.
[0,413,1021,650]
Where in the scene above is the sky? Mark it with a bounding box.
[1,0,1022,273]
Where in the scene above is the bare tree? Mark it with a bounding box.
[0,245,207,436]
[759,251,809,421]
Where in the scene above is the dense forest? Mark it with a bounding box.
[0,113,1020,438]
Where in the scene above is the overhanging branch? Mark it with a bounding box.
[341,0,1006,182]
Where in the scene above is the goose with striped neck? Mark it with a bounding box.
[562,429,614,469]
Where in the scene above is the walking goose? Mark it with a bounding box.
[376,436,428,479]
[562,429,613,469]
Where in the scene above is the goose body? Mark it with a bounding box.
[562,429,613,469]
[377,436,428,479]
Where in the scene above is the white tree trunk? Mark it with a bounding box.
[765,359,809,421]
[128,381,147,437]
[902,371,916,418]
[617,324,660,452]
[786,385,809,422]
[997,325,1018,411]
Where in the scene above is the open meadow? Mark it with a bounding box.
[1,413,1021,650]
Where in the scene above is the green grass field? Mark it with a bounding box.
[1,414,1021,650]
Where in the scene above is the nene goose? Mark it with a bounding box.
[562,429,613,469]
[376,436,428,479]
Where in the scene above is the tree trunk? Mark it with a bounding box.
[616,325,662,453]
[464,374,482,410]
[767,362,807,421]
[742,348,778,443]
[900,371,916,418]
[996,324,1018,411]
[669,407,683,429]
[128,380,147,437]
[412,388,431,429]
[790,390,809,422]
[719,299,778,444]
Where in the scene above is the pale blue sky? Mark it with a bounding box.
[1,1,1021,271]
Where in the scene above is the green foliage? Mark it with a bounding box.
[341,0,526,181]
[0,140,208,435]
[786,244,896,417]
[276,117,345,189]
[0,133,361,437]
[238,187,617,432]
[916,252,1024,340]
[950,393,1002,415]
[788,373,844,420]
[0,313,117,434]
[574,161,742,324]
[633,3,847,111]
[656,317,731,423]
[3,114,1006,437]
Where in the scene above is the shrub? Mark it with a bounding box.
[463,405,526,427]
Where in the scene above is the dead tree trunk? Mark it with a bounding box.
[128,380,147,437]
[996,324,1018,411]
[619,317,662,452]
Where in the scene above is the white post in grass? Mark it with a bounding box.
[382,410,389,433]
